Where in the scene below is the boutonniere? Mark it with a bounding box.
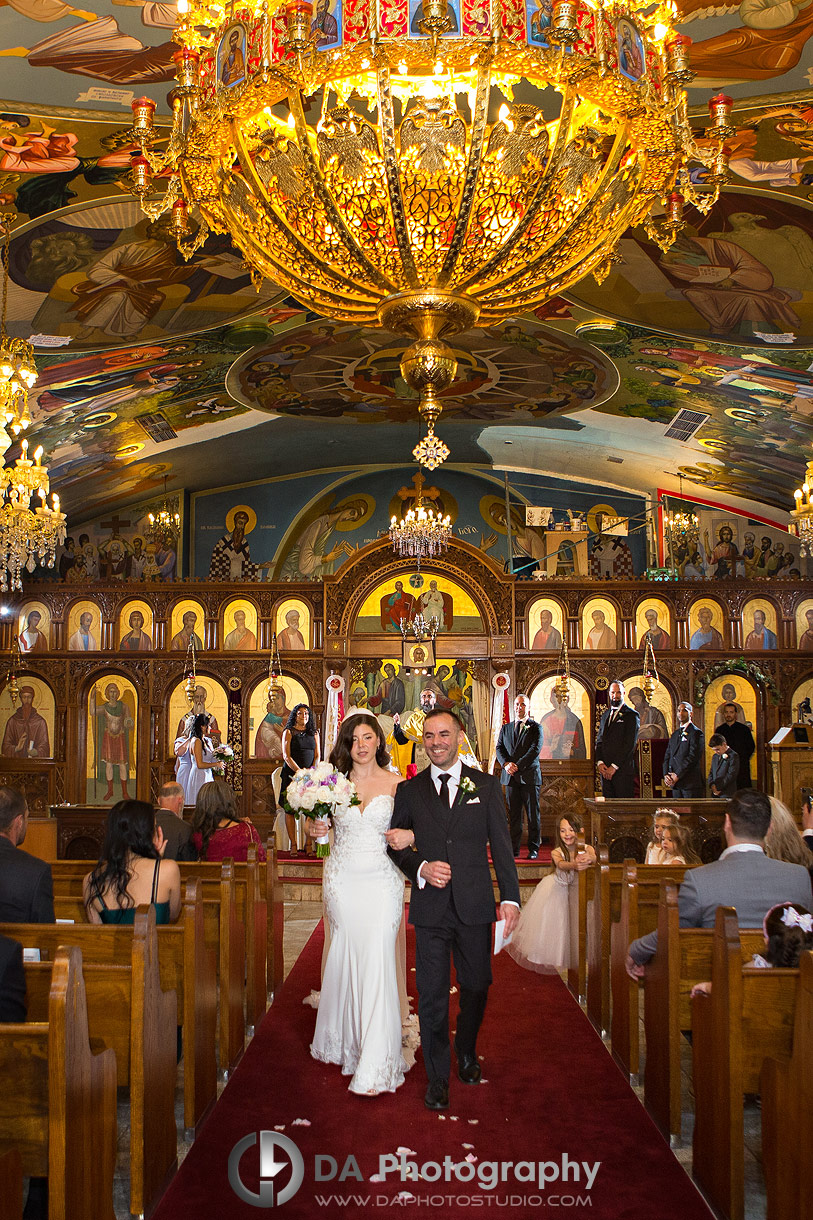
[459,777,477,796]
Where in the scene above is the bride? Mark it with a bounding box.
[308,711,414,1095]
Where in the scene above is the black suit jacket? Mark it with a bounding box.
[388,766,520,926]
[662,723,704,789]
[595,705,639,776]
[495,719,543,786]
[0,836,55,923]
[155,810,198,861]
[0,933,26,1023]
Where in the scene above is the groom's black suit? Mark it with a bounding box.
[388,764,520,1086]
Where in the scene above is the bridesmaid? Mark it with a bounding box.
[279,703,320,856]
[182,713,218,807]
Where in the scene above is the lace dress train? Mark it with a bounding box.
[310,794,409,1094]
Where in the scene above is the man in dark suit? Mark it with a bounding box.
[0,933,26,1022]
[626,790,813,976]
[154,781,198,861]
[717,702,756,788]
[387,710,520,1111]
[662,702,705,797]
[595,680,640,798]
[0,786,54,923]
[495,694,543,859]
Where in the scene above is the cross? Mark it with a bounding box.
[396,470,440,508]
[101,514,131,535]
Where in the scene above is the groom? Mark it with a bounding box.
[387,709,520,1110]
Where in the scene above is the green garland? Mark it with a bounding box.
[694,658,780,706]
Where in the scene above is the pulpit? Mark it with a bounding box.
[768,725,813,822]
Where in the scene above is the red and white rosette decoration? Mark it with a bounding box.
[489,671,511,773]
[325,673,345,756]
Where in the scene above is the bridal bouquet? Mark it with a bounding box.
[283,762,360,858]
[212,742,234,774]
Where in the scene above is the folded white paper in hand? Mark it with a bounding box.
[494,918,513,955]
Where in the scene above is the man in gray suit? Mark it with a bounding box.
[626,789,813,978]
[154,782,198,861]
[0,786,54,923]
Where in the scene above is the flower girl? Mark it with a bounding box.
[508,813,596,973]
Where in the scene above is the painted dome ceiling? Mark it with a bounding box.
[1,2,813,522]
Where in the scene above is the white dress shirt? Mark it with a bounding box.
[719,843,764,860]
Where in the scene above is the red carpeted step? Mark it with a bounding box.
[153,923,712,1220]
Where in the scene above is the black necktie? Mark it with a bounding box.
[438,772,452,807]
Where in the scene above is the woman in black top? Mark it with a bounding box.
[280,704,320,856]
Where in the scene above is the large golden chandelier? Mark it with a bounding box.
[131,0,730,467]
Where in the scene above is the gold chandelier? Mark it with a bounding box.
[131,0,730,466]
[790,458,813,557]
[390,469,452,555]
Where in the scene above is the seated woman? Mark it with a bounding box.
[192,779,266,862]
[83,800,181,924]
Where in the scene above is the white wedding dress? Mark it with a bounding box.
[310,794,409,1094]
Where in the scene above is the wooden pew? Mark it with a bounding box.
[0,945,117,1220]
[606,861,688,1083]
[642,883,764,1143]
[0,1148,22,1220]
[692,908,799,1220]
[20,906,177,1219]
[2,880,217,1138]
[586,847,610,1036]
[50,862,246,1076]
[761,950,813,1220]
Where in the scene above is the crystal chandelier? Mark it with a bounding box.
[147,481,181,550]
[390,470,452,558]
[790,457,813,556]
[130,0,730,468]
[0,440,66,592]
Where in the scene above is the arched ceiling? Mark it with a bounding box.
[2,2,813,525]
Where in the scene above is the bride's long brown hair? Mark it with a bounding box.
[329,713,390,775]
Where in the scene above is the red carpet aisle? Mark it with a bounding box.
[153,924,712,1220]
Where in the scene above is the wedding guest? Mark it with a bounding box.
[508,813,595,973]
[154,781,197,862]
[765,796,812,872]
[662,702,704,796]
[660,822,700,866]
[708,734,739,797]
[595,680,639,797]
[645,809,678,865]
[0,933,25,1022]
[0,787,54,923]
[192,780,265,862]
[495,695,543,859]
[692,903,813,997]
[279,704,320,856]
[83,800,181,924]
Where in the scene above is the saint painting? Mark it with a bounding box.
[87,680,137,804]
[0,683,52,759]
[380,580,417,632]
[219,25,246,88]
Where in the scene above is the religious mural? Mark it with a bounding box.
[688,600,726,650]
[66,599,101,651]
[169,600,205,651]
[222,599,258,651]
[703,674,758,773]
[363,658,481,756]
[796,600,813,650]
[85,676,137,804]
[275,599,311,650]
[625,677,672,741]
[742,598,779,651]
[581,598,618,650]
[247,676,309,762]
[528,597,565,652]
[0,677,54,760]
[635,599,672,649]
[53,493,181,583]
[17,601,50,653]
[355,575,482,635]
[529,676,590,760]
[168,676,227,754]
[118,599,153,651]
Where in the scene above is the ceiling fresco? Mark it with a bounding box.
[0,4,811,525]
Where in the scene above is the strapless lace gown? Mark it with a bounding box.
[311,794,409,1094]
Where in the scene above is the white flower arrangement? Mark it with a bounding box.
[459,776,477,795]
[283,762,360,857]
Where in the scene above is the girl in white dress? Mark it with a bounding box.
[181,713,218,807]
[508,813,596,973]
[644,808,678,865]
[308,713,414,1095]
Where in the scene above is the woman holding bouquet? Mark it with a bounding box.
[280,704,320,856]
[180,712,219,807]
[308,712,414,1094]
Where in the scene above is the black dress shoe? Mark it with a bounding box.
[424,1079,449,1110]
[454,1040,482,1085]
[528,850,539,860]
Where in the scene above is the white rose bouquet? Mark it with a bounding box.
[283,761,360,858]
[212,742,234,775]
